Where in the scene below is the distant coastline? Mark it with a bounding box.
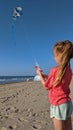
[0,76,34,84]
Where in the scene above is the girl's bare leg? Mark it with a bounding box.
[52,118,65,130]
[64,117,72,130]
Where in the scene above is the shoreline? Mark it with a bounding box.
[0,80,33,86]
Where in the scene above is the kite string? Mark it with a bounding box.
[11,20,16,45]
[23,22,38,63]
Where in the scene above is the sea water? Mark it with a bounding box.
[0,76,34,84]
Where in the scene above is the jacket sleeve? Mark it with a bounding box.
[44,69,55,90]
[41,73,48,80]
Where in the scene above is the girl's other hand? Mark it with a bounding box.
[35,66,41,75]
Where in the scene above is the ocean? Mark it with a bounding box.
[0,76,34,84]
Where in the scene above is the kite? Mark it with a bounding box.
[11,6,23,45]
[12,6,22,20]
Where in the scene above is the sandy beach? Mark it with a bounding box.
[0,77,73,130]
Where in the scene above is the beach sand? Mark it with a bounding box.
[0,77,73,130]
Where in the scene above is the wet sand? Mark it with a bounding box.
[0,77,73,130]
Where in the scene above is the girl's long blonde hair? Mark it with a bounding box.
[53,40,73,86]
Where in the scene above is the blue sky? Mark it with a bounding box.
[0,0,73,76]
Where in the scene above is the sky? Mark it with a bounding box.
[0,0,73,76]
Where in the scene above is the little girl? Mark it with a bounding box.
[35,40,73,130]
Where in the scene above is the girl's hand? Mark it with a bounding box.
[36,68,41,75]
[35,66,41,75]
[35,66,47,89]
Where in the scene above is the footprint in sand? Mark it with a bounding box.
[32,124,41,129]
